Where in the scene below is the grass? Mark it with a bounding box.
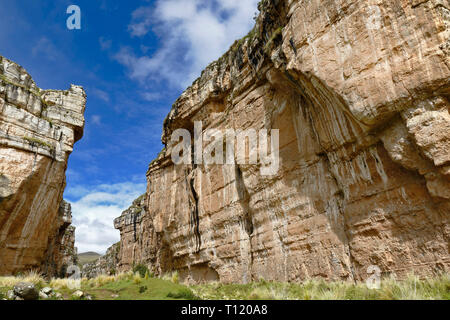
[191,274,450,300]
[0,270,46,288]
[23,136,53,150]
[0,272,448,300]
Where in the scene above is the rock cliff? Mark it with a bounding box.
[82,243,120,279]
[0,56,85,276]
[41,200,78,277]
[115,0,449,283]
[114,195,147,272]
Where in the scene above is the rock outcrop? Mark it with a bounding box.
[0,56,85,275]
[114,195,147,272]
[82,242,120,278]
[41,200,78,277]
[115,0,449,283]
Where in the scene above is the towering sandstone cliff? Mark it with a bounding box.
[0,56,85,276]
[115,0,449,283]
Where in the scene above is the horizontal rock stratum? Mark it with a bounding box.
[0,56,85,276]
[114,0,450,283]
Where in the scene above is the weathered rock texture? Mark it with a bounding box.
[0,56,85,275]
[42,201,78,277]
[116,0,449,283]
[114,195,147,272]
[82,243,120,279]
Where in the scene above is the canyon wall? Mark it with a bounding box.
[82,243,120,278]
[114,195,147,272]
[0,56,85,276]
[42,200,78,277]
[115,0,449,283]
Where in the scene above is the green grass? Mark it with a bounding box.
[192,274,450,300]
[85,277,198,300]
[1,273,448,300]
[0,287,8,299]
[23,136,53,150]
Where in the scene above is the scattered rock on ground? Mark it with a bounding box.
[54,292,63,300]
[6,290,16,300]
[39,292,48,300]
[13,282,38,300]
[41,287,52,295]
[73,290,84,298]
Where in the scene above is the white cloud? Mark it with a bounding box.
[128,6,154,37]
[67,182,146,254]
[117,0,259,88]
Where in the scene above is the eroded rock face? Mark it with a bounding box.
[114,195,147,272]
[115,0,449,283]
[42,200,78,277]
[82,243,120,279]
[0,56,85,275]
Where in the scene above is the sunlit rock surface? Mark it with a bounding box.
[115,0,449,283]
[0,56,85,275]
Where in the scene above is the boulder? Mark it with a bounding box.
[13,282,38,300]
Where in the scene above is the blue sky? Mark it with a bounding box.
[0,0,258,253]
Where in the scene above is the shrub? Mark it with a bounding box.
[167,288,199,300]
[139,285,147,294]
[132,264,149,278]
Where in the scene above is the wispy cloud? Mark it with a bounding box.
[91,115,102,125]
[117,0,259,88]
[141,92,161,101]
[128,6,153,37]
[90,88,110,102]
[67,182,146,254]
[32,37,61,61]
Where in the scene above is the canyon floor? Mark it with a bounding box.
[0,272,448,300]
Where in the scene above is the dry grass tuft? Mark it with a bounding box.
[0,270,45,288]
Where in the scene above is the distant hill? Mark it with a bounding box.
[78,252,101,265]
